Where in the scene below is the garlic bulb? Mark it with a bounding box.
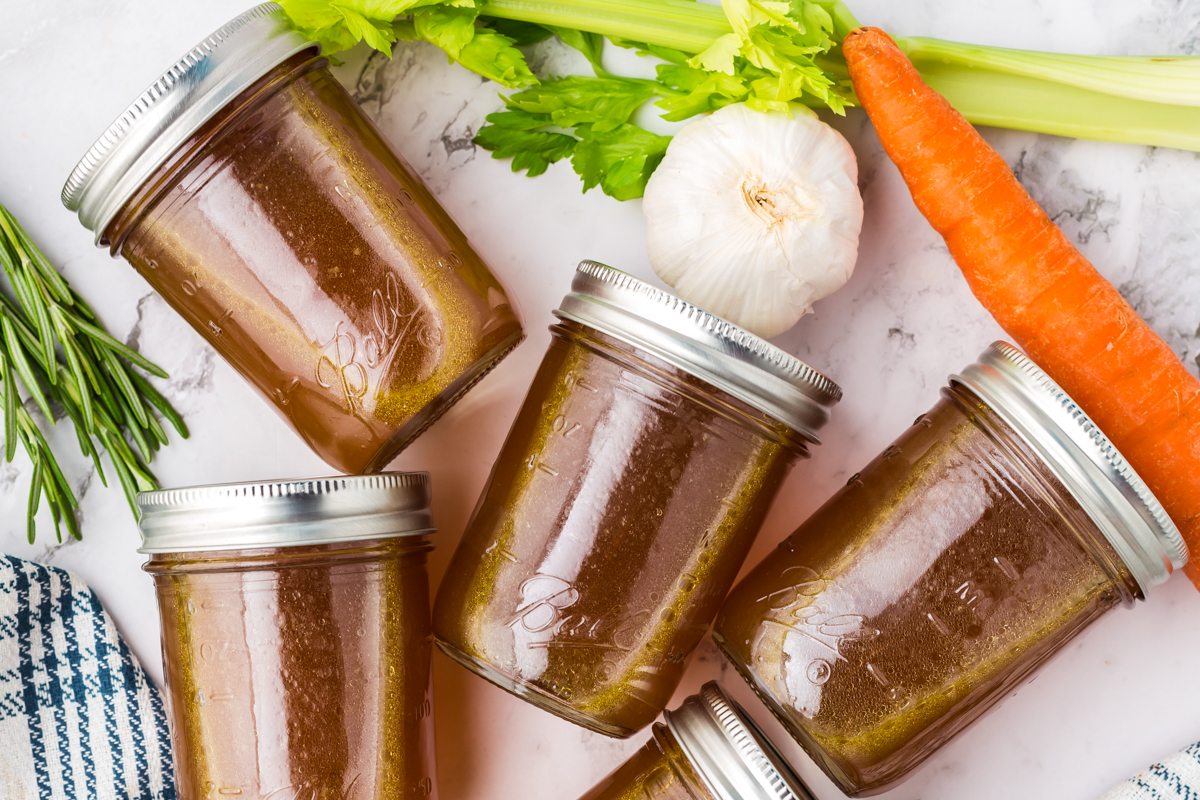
[642,103,863,339]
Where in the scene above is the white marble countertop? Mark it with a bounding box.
[3,2,1200,799]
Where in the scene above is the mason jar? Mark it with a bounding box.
[714,342,1188,795]
[62,4,523,474]
[575,681,814,800]
[140,473,439,800]
[434,261,842,737]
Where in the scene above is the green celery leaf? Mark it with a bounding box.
[504,75,658,132]
[413,4,479,57]
[546,27,607,74]
[475,114,578,176]
[456,28,539,87]
[281,0,450,55]
[483,109,557,130]
[606,38,692,66]
[655,64,750,119]
[693,33,743,74]
[687,0,850,112]
[570,123,671,200]
[485,19,555,46]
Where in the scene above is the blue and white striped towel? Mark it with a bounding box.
[1099,742,1200,799]
[0,554,176,800]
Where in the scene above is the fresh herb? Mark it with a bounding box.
[281,0,1200,199]
[0,203,187,543]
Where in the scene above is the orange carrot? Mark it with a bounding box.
[843,27,1200,590]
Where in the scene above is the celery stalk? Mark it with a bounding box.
[477,0,1200,151]
[897,37,1200,107]
[478,0,731,53]
[916,61,1200,151]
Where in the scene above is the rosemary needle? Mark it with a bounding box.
[0,201,188,543]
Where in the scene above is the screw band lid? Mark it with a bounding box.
[665,682,815,800]
[62,3,317,245]
[952,341,1186,595]
[136,473,434,553]
[556,261,841,443]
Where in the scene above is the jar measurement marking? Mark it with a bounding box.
[484,541,518,563]
[563,371,599,393]
[866,662,891,688]
[993,555,1020,581]
[552,415,585,438]
[273,376,301,407]
[525,453,559,476]
[926,611,952,636]
[954,581,981,607]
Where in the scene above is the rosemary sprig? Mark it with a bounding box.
[0,202,188,543]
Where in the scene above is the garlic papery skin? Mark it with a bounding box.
[642,103,863,339]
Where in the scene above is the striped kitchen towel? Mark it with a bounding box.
[0,554,176,800]
[1099,742,1200,799]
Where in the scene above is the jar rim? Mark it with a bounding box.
[664,682,815,800]
[554,261,841,443]
[951,341,1187,596]
[61,3,317,244]
[136,473,435,553]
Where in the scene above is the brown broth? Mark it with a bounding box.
[434,322,802,736]
[111,55,522,473]
[148,539,437,800]
[575,726,714,800]
[714,389,1136,794]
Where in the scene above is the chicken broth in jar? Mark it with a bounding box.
[63,5,522,473]
[140,474,439,800]
[434,262,841,737]
[714,343,1187,795]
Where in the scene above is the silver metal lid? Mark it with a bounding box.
[136,473,434,554]
[555,262,841,443]
[62,3,317,245]
[952,342,1187,595]
[665,682,815,800]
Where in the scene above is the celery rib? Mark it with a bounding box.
[899,37,1200,108]
[470,0,1200,152]
[479,0,732,53]
[920,62,1200,151]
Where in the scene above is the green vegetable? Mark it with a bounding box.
[281,0,1200,199]
[0,202,187,543]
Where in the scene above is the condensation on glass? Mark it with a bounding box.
[714,342,1188,795]
[138,473,439,800]
[574,682,814,800]
[63,5,522,473]
[434,261,842,738]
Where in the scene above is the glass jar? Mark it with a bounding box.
[714,342,1189,795]
[434,261,842,737]
[62,5,523,474]
[139,473,439,800]
[575,681,814,800]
